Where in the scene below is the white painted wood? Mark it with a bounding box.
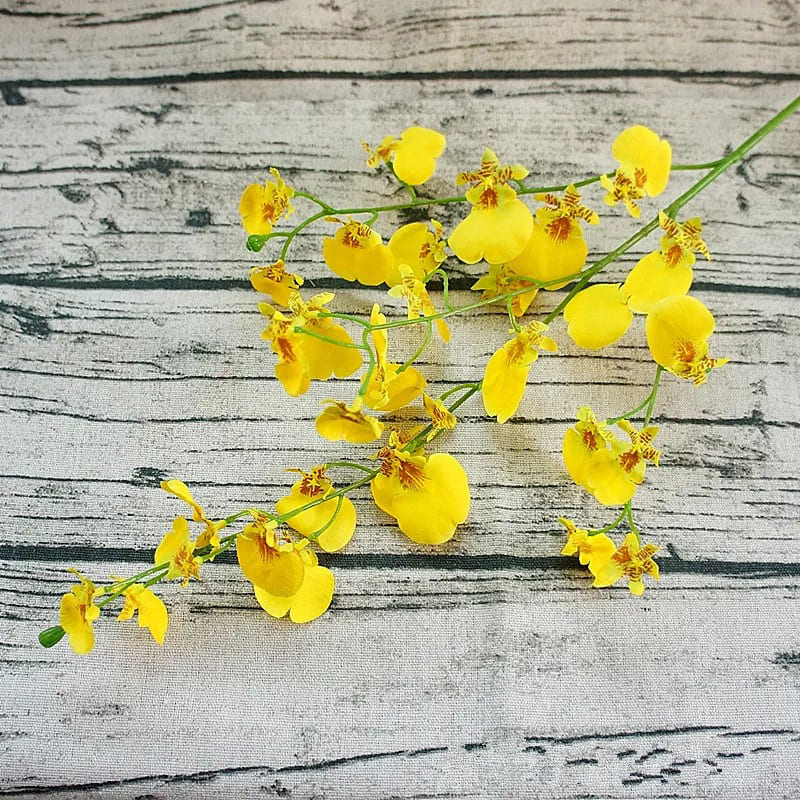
[1,0,798,81]
[1,4,799,797]
[2,562,800,798]
[1,80,798,292]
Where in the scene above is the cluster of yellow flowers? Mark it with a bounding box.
[45,96,800,655]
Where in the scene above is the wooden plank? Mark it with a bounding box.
[2,562,800,798]
[1,80,799,291]
[1,15,799,798]
[1,0,799,83]
[0,283,798,560]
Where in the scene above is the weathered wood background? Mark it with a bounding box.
[1,1,799,797]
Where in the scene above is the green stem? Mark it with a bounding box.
[304,495,344,541]
[255,161,728,257]
[356,325,377,397]
[97,564,169,609]
[643,366,663,426]
[326,460,377,474]
[293,326,369,350]
[592,506,628,535]
[397,319,432,372]
[438,381,481,402]
[606,366,663,425]
[292,190,334,213]
[506,297,522,331]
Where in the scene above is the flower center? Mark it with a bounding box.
[478,186,499,210]
[545,216,573,243]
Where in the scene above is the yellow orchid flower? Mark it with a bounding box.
[600,126,671,218]
[160,478,224,549]
[563,409,660,506]
[658,212,711,261]
[624,213,711,313]
[449,148,533,265]
[59,570,102,655]
[362,126,446,186]
[254,543,334,623]
[239,168,295,235]
[363,304,427,412]
[508,184,599,289]
[386,220,447,286]
[275,466,356,552]
[260,291,363,397]
[250,259,303,307]
[117,583,169,645]
[155,517,202,587]
[623,250,693,314]
[471,263,538,318]
[421,393,457,440]
[387,264,450,341]
[482,321,557,424]
[316,396,384,443]
[563,283,633,350]
[236,515,305,597]
[322,218,395,286]
[592,533,660,595]
[559,517,615,574]
[371,433,470,544]
[587,419,660,506]
[562,406,615,489]
[645,295,728,385]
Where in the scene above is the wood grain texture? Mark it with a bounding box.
[1,80,798,293]
[1,0,799,82]
[1,2,800,797]
[2,562,800,799]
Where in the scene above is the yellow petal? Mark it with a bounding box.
[387,454,470,544]
[237,535,305,597]
[612,125,672,197]
[154,516,191,565]
[392,127,446,185]
[59,594,94,655]
[591,557,625,589]
[131,586,169,645]
[623,251,693,314]
[254,585,292,619]
[276,490,356,553]
[239,184,272,236]
[562,427,596,489]
[315,401,384,444]
[288,565,335,623]
[365,364,427,412]
[585,450,637,506]
[387,222,435,286]
[322,226,394,285]
[645,295,715,368]
[300,325,363,381]
[564,284,633,349]
[507,215,587,289]
[449,188,533,265]
[482,340,535,424]
[370,473,396,518]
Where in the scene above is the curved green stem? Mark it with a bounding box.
[397,319,432,372]
[606,366,663,425]
[305,495,344,541]
[294,326,369,350]
[326,460,377,474]
[592,506,628,536]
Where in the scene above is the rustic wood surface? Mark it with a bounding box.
[1,1,799,798]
